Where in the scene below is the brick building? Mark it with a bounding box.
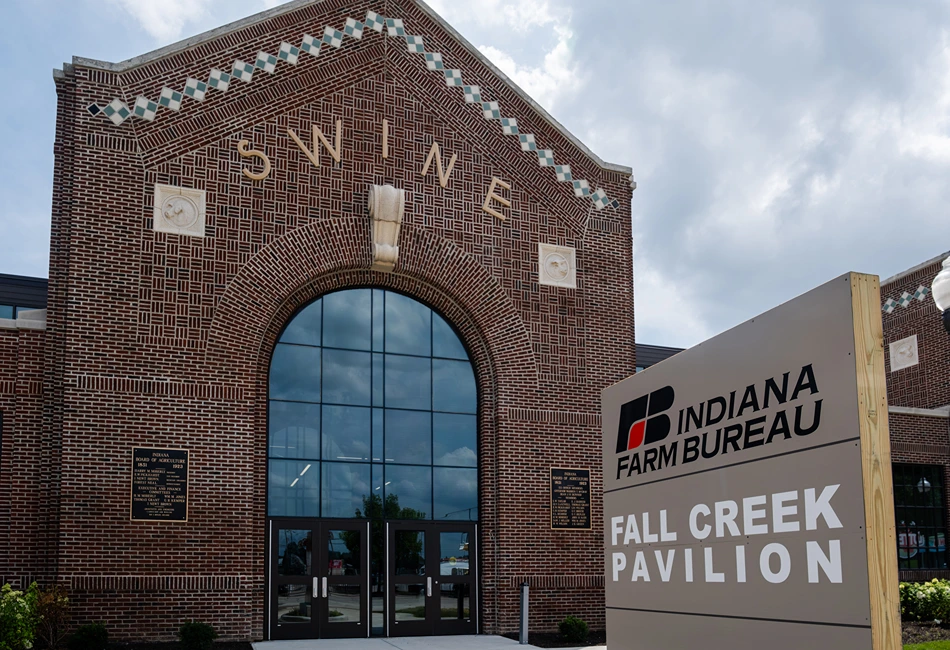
[881,251,950,581]
[0,0,635,642]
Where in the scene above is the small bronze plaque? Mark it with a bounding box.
[551,467,591,530]
[130,447,189,522]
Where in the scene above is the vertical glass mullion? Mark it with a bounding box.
[431,308,435,521]
[319,301,324,518]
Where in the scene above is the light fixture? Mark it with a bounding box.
[931,255,950,334]
[918,477,932,493]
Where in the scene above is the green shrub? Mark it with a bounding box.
[66,623,108,650]
[178,621,218,650]
[558,615,589,643]
[0,582,39,650]
[34,585,70,650]
[901,579,950,622]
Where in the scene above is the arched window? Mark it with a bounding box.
[268,289,478,521]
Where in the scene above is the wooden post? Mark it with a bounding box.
[850,272,901,650]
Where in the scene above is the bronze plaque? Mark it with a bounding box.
[130,447,189,522]
[551,467,591,530]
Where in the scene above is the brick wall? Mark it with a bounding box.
[4,0,634,640]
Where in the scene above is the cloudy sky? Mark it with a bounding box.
[3,0,950,347]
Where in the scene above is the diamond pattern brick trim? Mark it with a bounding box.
[208,68,230,92]
[88,11,617,210]
[278,42,299,65]
[406,35,425,53]
[158,87,182,111]
[232,60,254,83]
[366,10,385,32]
[301,33,321,56]
[133,96,158,121]
[425,52,444,71]
[255,51,278,74]
[884,285,932,314]
[344,18,364,39]
[183,77,207,101]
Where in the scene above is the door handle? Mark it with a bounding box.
[323,576,328,598]
[427,577,432,597]
[313,576,319,596]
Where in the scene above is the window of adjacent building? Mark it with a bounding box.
[894,463,948,570]
[268,289,478,521]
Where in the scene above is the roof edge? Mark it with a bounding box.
[412,0,630,174]
[62,0,632,175]
[882,249,950,287]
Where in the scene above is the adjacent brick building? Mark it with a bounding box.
[0,0,635,641]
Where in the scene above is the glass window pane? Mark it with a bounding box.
[373,353,383,407]
[433,414,477,467]
[385,355,431,410]
[439,531,470,576]
[270,344,321,402]
[322,349,372,406]
[280,300,321,346]
[269,401,320,459]
[373,289,385,352]
[432,360,476,414]
[324,289,372,350]
[385,292,431,356]
[277,529,312,576]
[372,409,384,462]
[385,410,431,465]
[322,462,372,518]
[433,313,467,360]
[394,531,426,575]
[0,305,13,319]
[277,584,313,623]
[439,583,470,620]
[434,468,478,521]
[386,465,431,519]
[268,459,319,517]
[394,588,426,618]
[322,406,371,462]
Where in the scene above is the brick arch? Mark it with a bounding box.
[205,216,536,397]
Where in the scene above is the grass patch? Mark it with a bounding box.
[905,643,950,650]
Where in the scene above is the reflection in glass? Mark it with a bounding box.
[433,313,467,360]
[432,360,476,413]
[385,292,431,356]
[280,300,321,346]
[434,468,478,520]
[278,529,312,576]
[322,462,371,519]
[433,414,477,467]
[270,344,321,402]
[269,401,320,460]
[385,410,431,465]
[327,529,361,575]
[372,409,384,462]
[322,406,371,461]
[439,531,470,576]
[328,585,361,623]
[394,587,426,621]
[395,531,425,574]
[268,459,319,517]
[439,583,470,620]
[323,290,372,350]
[387,465,432,518]
[385,355,431,410]
[372,289,385,352]
[276,584,313,623]
[322,349,372,406]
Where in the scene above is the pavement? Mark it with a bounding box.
[252,636,606,650]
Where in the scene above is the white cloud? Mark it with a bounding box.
[425,0,557,32]
[110,0,214,42]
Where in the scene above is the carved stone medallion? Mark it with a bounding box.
[153,184,206,237]
[538,243,577,289]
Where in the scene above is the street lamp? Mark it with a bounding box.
[932,256,950,334]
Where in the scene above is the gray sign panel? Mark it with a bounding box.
[602,275,876,647]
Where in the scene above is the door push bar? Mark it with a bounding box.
[427,577,432,597]
[312,576,328,598]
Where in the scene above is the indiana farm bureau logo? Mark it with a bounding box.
[615,386,675,453]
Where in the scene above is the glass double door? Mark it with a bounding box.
[388,522,477,636]
[269,519,369,639]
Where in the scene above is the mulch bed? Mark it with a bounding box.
[502,631,606,648]
[904,622,950,645]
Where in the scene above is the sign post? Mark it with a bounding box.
[602,273,900,649]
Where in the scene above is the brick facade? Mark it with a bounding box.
[0,0,633,641]
[881,253,950,581]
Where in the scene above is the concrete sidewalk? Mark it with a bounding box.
[252,636,606,650]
